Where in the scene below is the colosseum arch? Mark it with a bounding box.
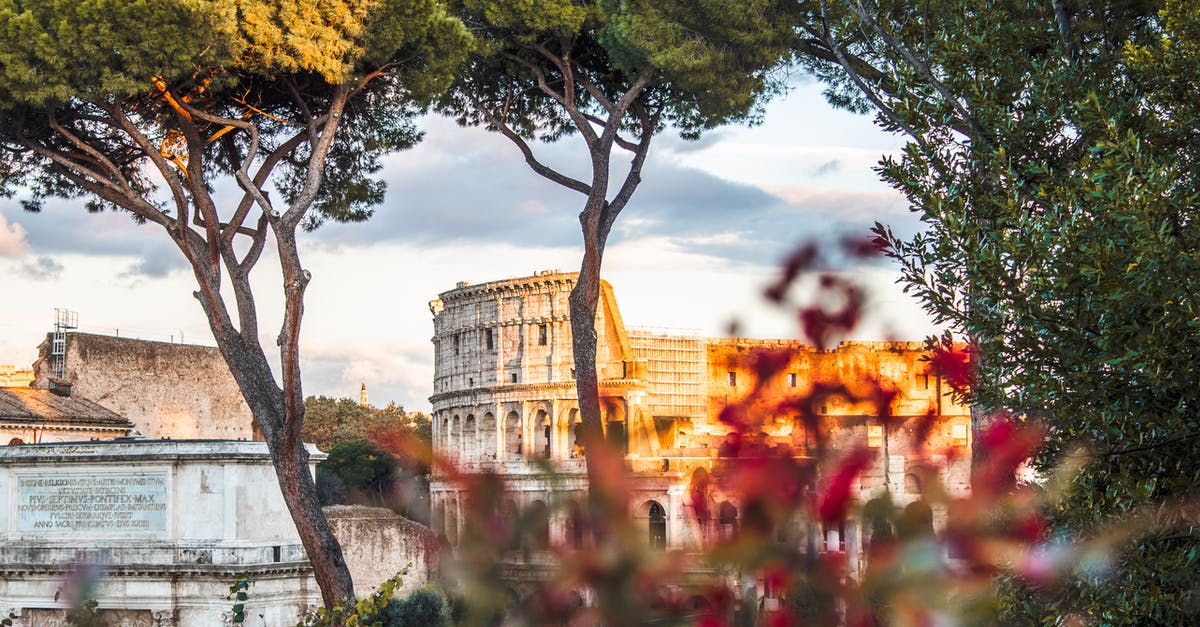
[480,412,497,460]
[718,501,739,541]
[463,414,478,461]
[446,498,459,547]
[637,499,667,550]
[504,411,522,457]
[526,499,551,550]
[449,415,461,461]
[533,409,550,459]
[433,500,446,540]
[564,408,582,458]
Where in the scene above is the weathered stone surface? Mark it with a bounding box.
[324,505,438,598]
[0,441,322,626]
[32,333,257,440]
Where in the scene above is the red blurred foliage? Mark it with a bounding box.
[817,447,875,522]
[764,243,818,303]
[841,233,888,259]
[928,340,973,390]
[974,416,1044,496]
[799,275,863,349]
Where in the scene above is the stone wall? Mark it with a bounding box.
[324,505,438,598]
[0,366,33,388]
[0,441,322,626]
[32,333,257,440]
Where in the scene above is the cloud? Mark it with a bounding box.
[300,339,435,409]
[19,256,63,280]
[813,159,842,176]
[120,251,189,279]
[0,211,29,257]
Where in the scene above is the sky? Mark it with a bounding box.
[0,78,937,412]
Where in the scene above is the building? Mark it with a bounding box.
[31,332,259,440]
[0,441,322,625]
[0,385,134,445]
[427,271,971,592]
[0,366,34,388]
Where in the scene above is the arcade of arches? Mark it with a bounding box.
[427,271,972,588]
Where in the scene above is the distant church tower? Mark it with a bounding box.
[359,382,368,407]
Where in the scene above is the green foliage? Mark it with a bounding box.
[319,438,399,505]
[373,587,450,627]
[806,0,1200,621]
[442,0,797,141]
[303,396,431,453]
[306,396,433,521]
[227,573,255,624]
[63,599,105,627]
[299,571,406,627]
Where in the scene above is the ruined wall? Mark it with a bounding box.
[703,338,972,502]
[0,366,33,388]
[33,333,257,440]
[324,505,438,597]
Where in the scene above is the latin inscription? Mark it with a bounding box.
[16,473,168,533]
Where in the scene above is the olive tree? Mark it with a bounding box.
[800,0,1200,621]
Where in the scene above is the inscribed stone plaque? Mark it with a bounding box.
[16,472,168,533]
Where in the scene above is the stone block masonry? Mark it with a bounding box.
[0,440,321,626]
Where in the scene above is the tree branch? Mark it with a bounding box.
[468,92,592,195]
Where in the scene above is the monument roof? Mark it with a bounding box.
[0,386,132,428]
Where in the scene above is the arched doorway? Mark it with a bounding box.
[450,415,461,461]
[463,414,477,460]
[534,409,550,459]
[527,500,550,550]
[641,500,667,550]
[718,501,739,541]
[481,412,497,459]
[504,411,522,457]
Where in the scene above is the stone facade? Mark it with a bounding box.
[324,505,438,598]
[0,366,34,388]
[428,271,971,591]
[0,440,321,626]
[32,333,258,441]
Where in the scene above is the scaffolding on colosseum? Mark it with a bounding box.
[628,328,705,422]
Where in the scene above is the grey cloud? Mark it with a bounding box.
[813,159,842,176]
[7,199,189,278]
[19,256,64,280]
[121,251,189,279]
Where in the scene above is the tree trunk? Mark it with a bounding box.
[196,283,356,607]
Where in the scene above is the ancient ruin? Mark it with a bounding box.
[428,271,971,593]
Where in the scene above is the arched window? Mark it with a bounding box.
[566,500,586,549]
[503,500,519,551]
[527,500,550,550]
[481,413,497,459]
[450,415,461,461]
[433,500,446,540]
[504,411,522,456]
[647,501,667,550]
[8,437,24,445]
[446,499,459,547]
[463,415,477,460]
[905,473,922,495]
[534,409,550,459]
[718,502,738,541]
[568,410,583,458]
[440,417,449,452]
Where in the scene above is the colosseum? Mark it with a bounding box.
[428,270,971,591]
